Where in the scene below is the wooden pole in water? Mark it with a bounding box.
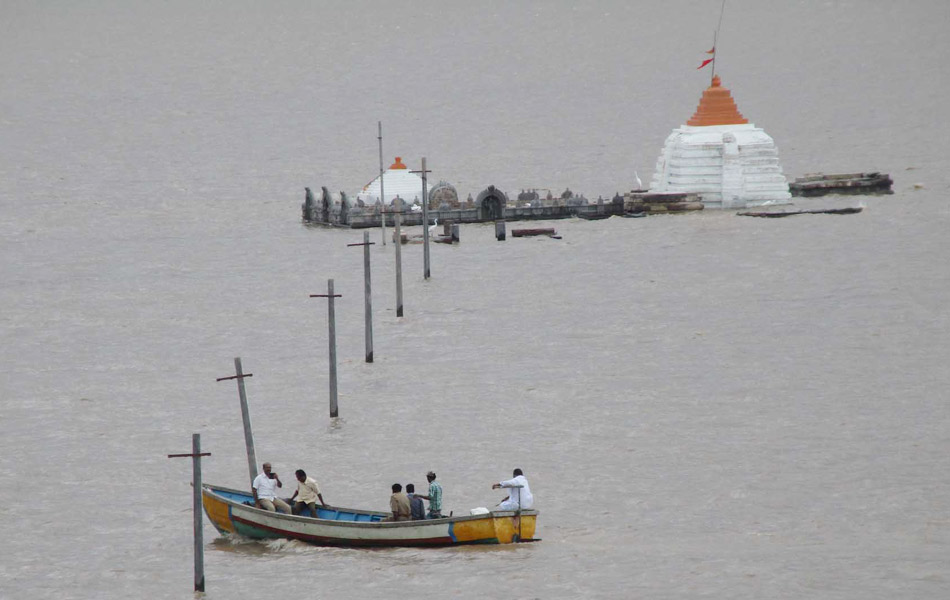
[394,204,404,317]
[215,358,257,490]
[378,121,386,246]
[422,158,430,279]
[412,159,433,279]
[363,231,374,362]
[310,280,342,417]
[167,434,211,592]
[347,232,375,362]
[191,434,205,592]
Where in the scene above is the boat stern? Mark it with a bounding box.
[491,512,537,543]
[447,511,538,544]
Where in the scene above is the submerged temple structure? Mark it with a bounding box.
[429,180,460,209]
[649,76,791,209]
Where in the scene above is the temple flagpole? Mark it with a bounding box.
[712,0,726,83]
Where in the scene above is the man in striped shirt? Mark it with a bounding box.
[414,471,443,518]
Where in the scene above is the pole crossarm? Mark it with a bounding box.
[215,373,252,382]
[167,452,212,458]
[346,241,377,247]
[310,294,342,298]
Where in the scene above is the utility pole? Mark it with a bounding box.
[167,434,212,593]
[378,121,386,245]
[347,232,375,362]
[309,279,342,417]
[411,158,433,279]
[394,197,404,316]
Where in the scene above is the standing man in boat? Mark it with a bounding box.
[252,462,291,514]
[492,468,533,511]
[414,471,443,519]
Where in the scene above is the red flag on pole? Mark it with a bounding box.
[697,58,714,70]
[707,47,716,54]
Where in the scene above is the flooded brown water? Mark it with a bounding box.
[2,1,949,598]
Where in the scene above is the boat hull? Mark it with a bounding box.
[202,484,538,547]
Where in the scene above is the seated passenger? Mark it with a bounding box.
[290,469,326,517]
[252,462,291,514]
[406,483,426,520]
[382,483,411,522]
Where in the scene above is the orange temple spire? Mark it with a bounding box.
[686,76,748,127]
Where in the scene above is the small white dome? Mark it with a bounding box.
[356,157,425,206]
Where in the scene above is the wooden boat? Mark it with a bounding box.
[201,483,539,547]
[622,212,647,218]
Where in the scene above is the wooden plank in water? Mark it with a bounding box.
[738,207,863,218]
[512,228,557,237]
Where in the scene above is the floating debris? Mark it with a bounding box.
[624,192,704,214]
[737,207,863,218]
[789,172,893,197]
[512,228,558,238]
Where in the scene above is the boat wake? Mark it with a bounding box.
[263,538,329,554]
[213,533,333,556]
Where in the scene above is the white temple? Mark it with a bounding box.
[650,76,791,209]
[356,157,425,206]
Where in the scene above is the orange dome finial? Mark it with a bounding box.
[686,76,748,126]
[389,157,407,169]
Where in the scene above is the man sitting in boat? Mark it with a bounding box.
[413,471,443,519]
[252,462,291,514]
[492,468,534,511]
[382,483,411,522]
[405,483,426,520]
[290,469,326,517]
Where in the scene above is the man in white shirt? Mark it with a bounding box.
[290,469,326,517]
[252,462,291,514]
[492,468,534,511]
